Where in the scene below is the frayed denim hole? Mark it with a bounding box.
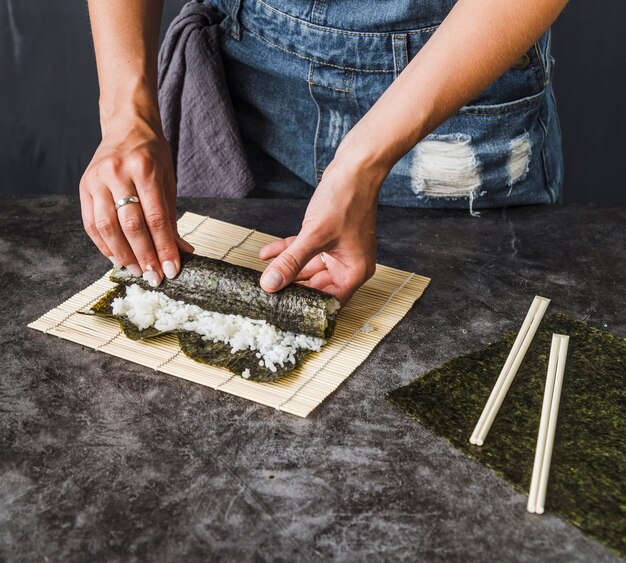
[506,132,532,194]
[410,134,483,216]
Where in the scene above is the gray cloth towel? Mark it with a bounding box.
[158,1,254,197]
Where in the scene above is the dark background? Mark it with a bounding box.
[1,1,624,203]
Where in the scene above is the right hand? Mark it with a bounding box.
[80,118,193,286]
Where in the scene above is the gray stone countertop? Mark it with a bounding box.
[1,196,624,562]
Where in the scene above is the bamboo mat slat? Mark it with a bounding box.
[28,212,430,417]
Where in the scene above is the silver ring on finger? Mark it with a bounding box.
[114,196,140,211]
[319,252,328,269]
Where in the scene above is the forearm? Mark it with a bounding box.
[346,0,568,175]
[87,0,164,134]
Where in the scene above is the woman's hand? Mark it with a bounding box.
[82,0,194,285]
[259,135,387,305]
[80,117,193,285]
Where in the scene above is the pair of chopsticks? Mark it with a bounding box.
[469,295,570,515]
[527,333,569,514]
[470,296,551,446]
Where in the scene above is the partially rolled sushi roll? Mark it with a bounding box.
[111,252,339,339]
[86,253,340,382]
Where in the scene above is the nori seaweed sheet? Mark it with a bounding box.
[386,314,626,557]
[110,252,338,339]
[85,285,313,383]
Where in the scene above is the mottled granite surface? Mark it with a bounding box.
[1,197,624,562]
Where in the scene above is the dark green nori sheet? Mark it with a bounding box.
[386,314,626,557]
[176,332,310,383]
[88,285,170,340]
[83,285,313,383]
[109,252,338,339]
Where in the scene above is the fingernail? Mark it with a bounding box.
[162,260,178,280]
[126,264,143,277]
[261,269,283,290]
[143,270,162,288]
[108,256,122,269]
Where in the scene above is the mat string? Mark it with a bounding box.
[97,328,123,350]
[179,214,211,239]
[219,228,256,260]
[44,286,112,334]
[155,348,183,370]
[275,272,416,410]
[215,374,236,390]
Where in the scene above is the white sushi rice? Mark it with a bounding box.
[111,284,325,375]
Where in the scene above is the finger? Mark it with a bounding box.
[300,279,347,305]
[259,236,297,261]
[175,230,195,253]
[91,188,143,278]
[107,184,164,286]
[170,216,195,254]
[259,236,319,293]
[312,260,364,305]
[323,262,372,306]
[297,269,333,290]
[319,283,355,307]
[80,190,117,265]
[130,161,182,280]
[294,254,327,281]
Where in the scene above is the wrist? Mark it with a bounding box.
[335,113,425,192]
[98,77,162,136]
[332,130,394,202]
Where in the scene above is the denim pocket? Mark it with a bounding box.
[382,91,552,210]
[463,48,547,109]
[395,28,548,110]
[402,41,547,111]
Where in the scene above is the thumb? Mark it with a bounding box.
[260,236,317,293]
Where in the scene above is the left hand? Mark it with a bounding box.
[259,139,387,305]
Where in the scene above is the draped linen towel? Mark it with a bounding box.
[158,1,254,197]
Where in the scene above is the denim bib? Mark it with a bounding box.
[207,0,563,211]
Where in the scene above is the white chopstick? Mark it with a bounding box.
[470,296,550,446]
[527,333,569,514]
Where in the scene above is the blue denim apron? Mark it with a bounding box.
[207,0,563,211]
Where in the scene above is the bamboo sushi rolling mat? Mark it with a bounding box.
[29,212,430,417]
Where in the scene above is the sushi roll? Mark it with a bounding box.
[85,253,340,382]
